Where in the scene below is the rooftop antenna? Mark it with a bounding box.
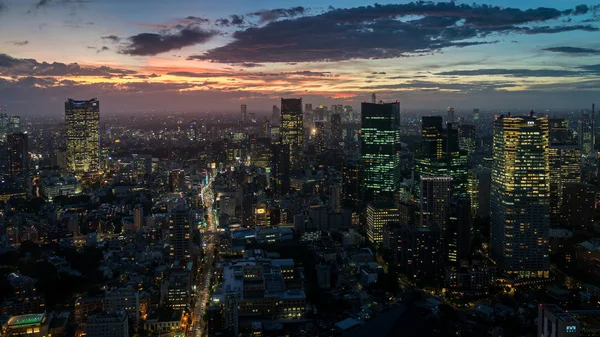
[371,93,376,104]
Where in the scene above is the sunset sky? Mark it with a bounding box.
[0,0,599,115]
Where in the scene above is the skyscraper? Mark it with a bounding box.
[579,111,593,156]
[65,98,100,175]
[280,98,303,168]
[271,143,290,195]
[7,132,29,179]
[458,124,477,156]
[168,205,193,263]
[548,118,574,145]
[360,101,401,202]
[561,182,595,231]
[447,107,456,124]
[445,195,472,266]
[366,201,399,244]
[472,109,480,123]
[331,113,342,150]
[314,120,325,156]
[548,145,581,220]
[271,105,280,125]
[241,104,247,121]
[420,176,453,230]
[491,114,550,278]
[415,117,467,196]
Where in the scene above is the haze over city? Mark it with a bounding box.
[1,0,600,115]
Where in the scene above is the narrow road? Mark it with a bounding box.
[190,180,218,337]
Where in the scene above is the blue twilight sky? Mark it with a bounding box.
[0,0,599,115]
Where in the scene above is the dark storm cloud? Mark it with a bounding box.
[435,68,583,77]
[542,46,600,54]
[361,80,519,92]
[166,70,335,78]
[6,40,29,46]
[248,6,306,23]
[0,53,136,77]
[216,15,245,27]
[184,16,210,24]
[520,25,598,34]
[101,35,121,43]
[120,27,218,56]
[238,63,263,68]
[190,2,597,63]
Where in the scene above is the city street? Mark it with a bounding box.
[190,179,218,337]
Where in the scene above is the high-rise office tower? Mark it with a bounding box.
[445,195,472,267]
[271,143,290,195]
[561,182,595,232]
[65,98,100,175]
[314,120,325,156]
[447,107,456,124]
[241,104,247,121]
[548,145,581,220]
[458,124,477,156]
[0,112,7,143]
[491,114,550,278]
[280,98,303,168]
[366,201,399,244]
[305,103,313,113]
[271,105,280,125]
[314,105,326,122]
[579,111,594,156]
[134,204,144,230]
[360,101,401,202]
[415,117,468,196]
[548,118,574,145]
[331,104,343,115]
[9,116,20,133]
[7,132,29,178]
[331,113,342,149]
[398,223,442,279]
[168,205,193,263]
[342,160,359,210]
[187,120,198,141]
[538,305,580,337]
[420,176,452,230]
[472,109,480,122]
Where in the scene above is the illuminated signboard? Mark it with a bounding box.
[566,326,577,333]
[256,209,265,214]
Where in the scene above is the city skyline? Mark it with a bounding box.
[0,0,599,115]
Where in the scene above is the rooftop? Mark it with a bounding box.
[7,313,46,327]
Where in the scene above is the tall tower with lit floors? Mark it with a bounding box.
[491,114,550,278]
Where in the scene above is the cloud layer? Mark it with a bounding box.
[188,2,598,63]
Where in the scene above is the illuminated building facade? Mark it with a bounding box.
[491,114,550,278]
[548,145,581,220]
[250,138,272,169]
[548,118,574,145]
[168,205,193,263]
[414,117,467,197]
[366,201,399,244]
[458,124,477,156]
[420,176,452,230]
[579,112,593,156]
[65,98,99,175]
[360,101,401,202]
[280,98,303,169]
[7,132,28,178]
